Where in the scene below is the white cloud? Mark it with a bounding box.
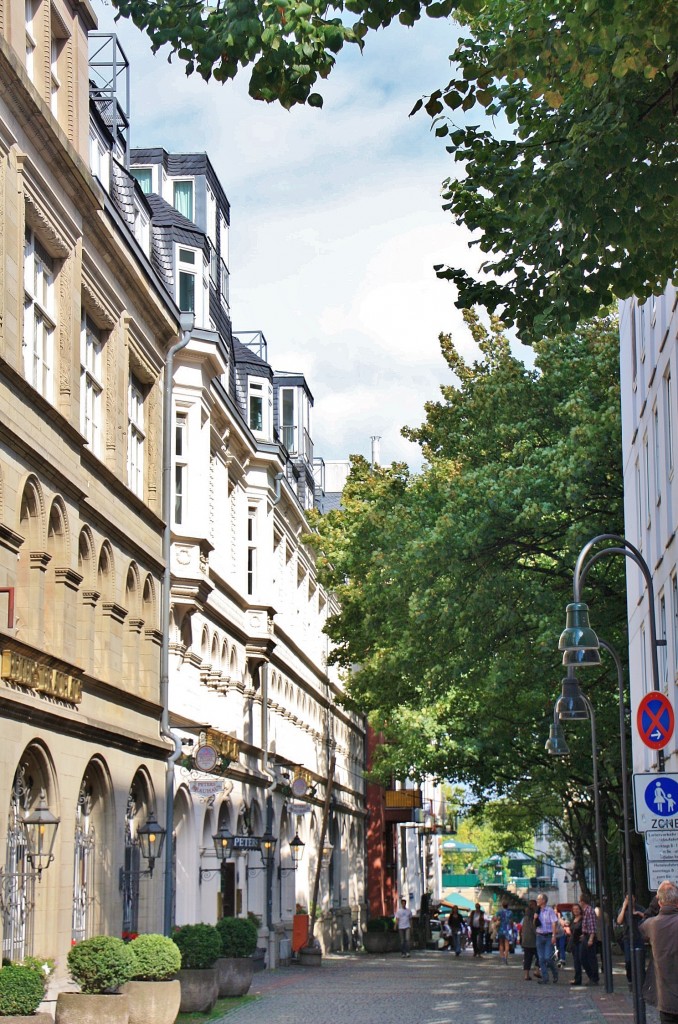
[93,3,481,471]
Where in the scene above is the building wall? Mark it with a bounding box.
[619,286,678,776]
[0,0,179,969]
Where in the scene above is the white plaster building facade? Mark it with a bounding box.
[0,3,365,974]
[619,285,678,776]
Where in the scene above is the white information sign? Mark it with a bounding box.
[644,830,678,891]
[633,773,678,832]
[189,779,226,799]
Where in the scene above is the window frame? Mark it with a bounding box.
[23,226,56,400]
[173,179,194,221]
[80,313,103,455]
[127,374,145,498]
[174,411,188,525]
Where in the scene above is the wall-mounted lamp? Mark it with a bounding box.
[278,833,305,878]
[199,824,233,885]
[119,809,166,890]
[23,789,60,879]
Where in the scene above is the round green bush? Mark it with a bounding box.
[172,924,221,970]
[0,964,46,1015]
[128,934,181,981]
[67,936,136,994]
[216,917,258,958]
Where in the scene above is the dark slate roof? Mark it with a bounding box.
[233,336,273,378]
[145,194,204,239]
[317,492,343,513]
[130,148,231,224]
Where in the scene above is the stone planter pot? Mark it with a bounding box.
[120,979,181,1024]
[214,957,254,998]
[298,947,322,967]
[176,969,218,1014]
[362,931,401,954]
[55,992,129,1024]
[1,1014,53,1024]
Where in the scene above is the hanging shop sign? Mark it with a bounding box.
[189,779,227,799]
[231,835,261,851]
[1,649,82,705]
[205,729,241,764]
[193,745,219,773]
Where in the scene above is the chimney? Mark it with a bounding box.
[370,436,381,468]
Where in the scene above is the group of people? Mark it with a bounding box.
[395,879,678,1024]
[520,892,599,986]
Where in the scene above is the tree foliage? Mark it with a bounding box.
[308,311,633,883]
[112,0,677,336]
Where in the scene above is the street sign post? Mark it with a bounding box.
[636,693,675,750]
[644,830,678,890]
[633,773,678,832]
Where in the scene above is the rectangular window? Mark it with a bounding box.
[178,248,196,313]
[634,458,642,542]
[643,433,651,526]
[174,413,187,524]
[131,168,152,195]
[631,303,637,385]
[247,507,256,596]
[665,369,674,476]
[672,574,678,679]
[173,180,193,221]
[50,36,61,116]
[25,0,36,80]
[23,227,55,400]
[249,382,263,432]
[660,593,668,688]
[640,624,648,695]
[127,375,145,498]
[80,314,103,455]
[654,405,662,504]
[281,387,295,452]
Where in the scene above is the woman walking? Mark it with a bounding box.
[568,903,584,986]
[521,899,538,980]
[496,898,513,965]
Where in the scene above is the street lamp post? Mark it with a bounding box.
[559,532,661,1024]
[552,674,613,993]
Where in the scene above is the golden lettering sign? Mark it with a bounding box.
[205,729,240,763]
[1,650,82,704]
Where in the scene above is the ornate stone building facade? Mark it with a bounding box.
[0,1,365,975]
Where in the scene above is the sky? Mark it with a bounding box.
[93,2,490,470]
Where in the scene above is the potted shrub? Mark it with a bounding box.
[172,924,220,1014]
[56,935,135,1024]
[0,964,50,1023]
[214,917,258,997]
[362,916,400,954]
[121,934,181,1024]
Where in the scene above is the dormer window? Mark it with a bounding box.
[178,248,196,312]
[131,168,152,195]
[249,381,263,432]
[173,180,194,221]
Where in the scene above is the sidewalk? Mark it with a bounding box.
[214,947,655,1024]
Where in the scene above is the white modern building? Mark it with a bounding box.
[619,285,678,776]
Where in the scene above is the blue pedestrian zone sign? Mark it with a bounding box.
[633,773,678,832]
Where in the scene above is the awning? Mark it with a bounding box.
[505,850,533,862]
[479,854,503,865]
[441,839,478,852]
[438,892,478,911]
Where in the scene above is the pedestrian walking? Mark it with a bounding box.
[521,899,538,981]
[639,879,678,1024]
[395,898,413,958]
[534,893,559,984]
[579,892,600,985]
[568,903,584,986]
[469,903,485,958]
[495,898,513,965]
[617,894,646,991]
[446,906,466,957]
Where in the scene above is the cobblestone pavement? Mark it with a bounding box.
[216,949,657,1024]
